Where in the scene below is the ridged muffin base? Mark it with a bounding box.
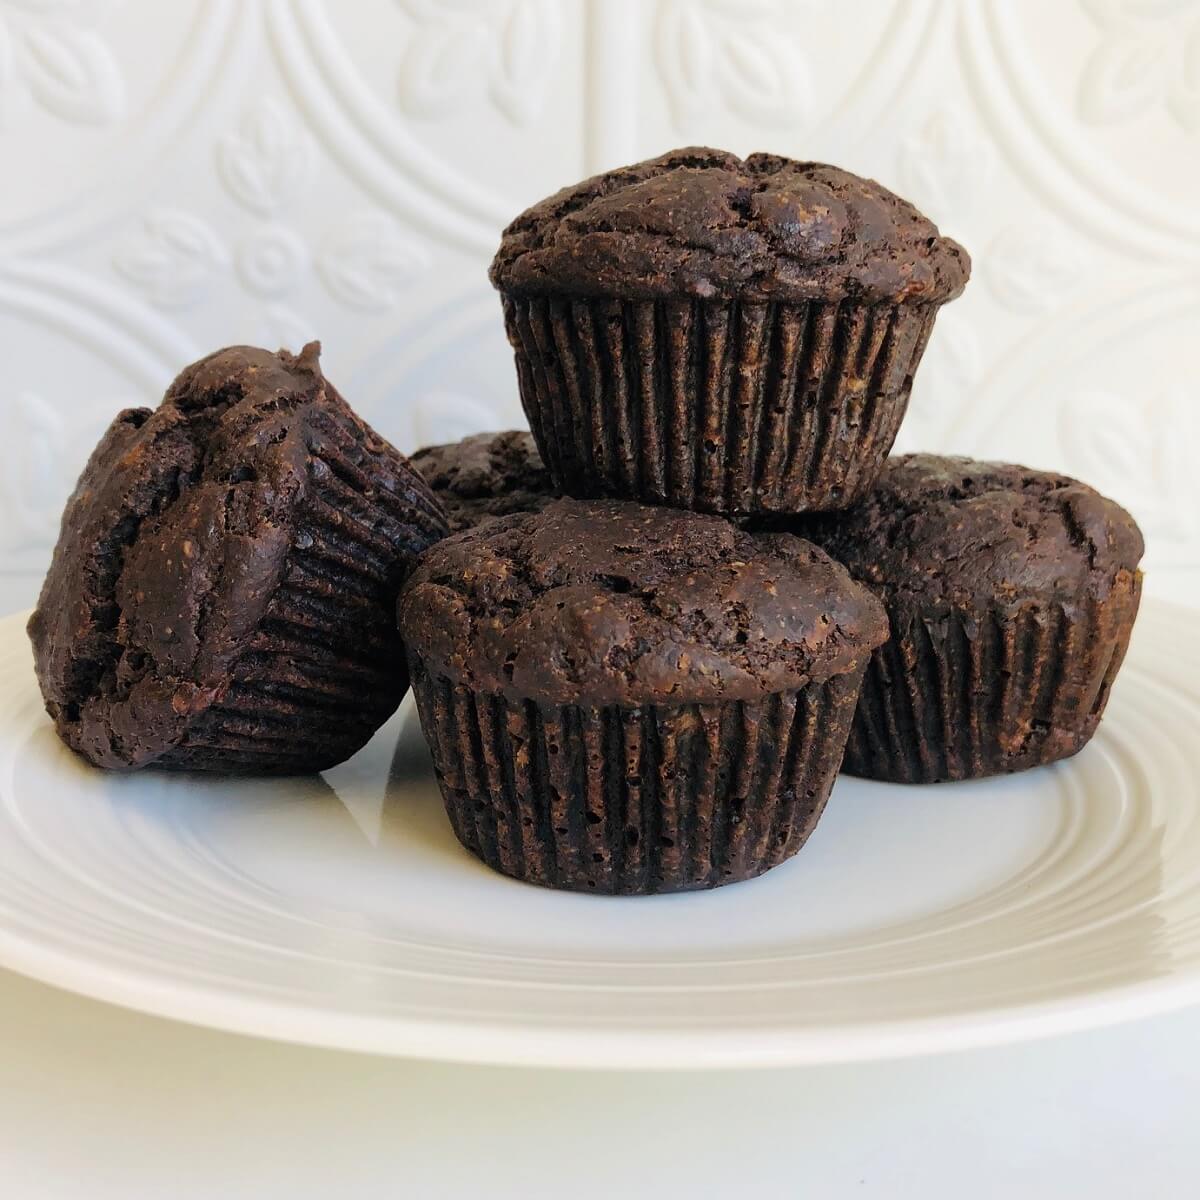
[843,572,1143,784]
[156,404,447,774]
[409,661,865,894]
[502,293,937,516]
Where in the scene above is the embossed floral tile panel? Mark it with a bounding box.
[0,0,1196,610]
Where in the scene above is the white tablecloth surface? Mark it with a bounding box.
[1,966,1197,1198]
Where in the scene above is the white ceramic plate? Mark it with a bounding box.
[0,602,1198,1069]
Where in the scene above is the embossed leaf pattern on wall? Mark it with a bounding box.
[655,0,810,130]
[984,225,1084,313]
[897,111,991,223]
[108,101,429,317]
[491,0,558,125]
[1079,0,1200,132]
[317,213,430,311]
[397,0,561,126]
[1080,37,1166,122]
[0,391,63,554]
[399,20,489,116]
[217,98,314,216]
[22,22,121,122]
[1,2,1198,589]
[0,389,114,560]
[1058,388,1198,551]
[234,225,308,298]
[0,3,123,126]
[113,210,228,309]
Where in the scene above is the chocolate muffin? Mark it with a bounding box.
[490,147,969,517]
[801,455,1144,783]
[398,498,887,893]
[28,343,447,774]
[410,430,556,532]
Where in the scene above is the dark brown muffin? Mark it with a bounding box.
[410,430,556,532]
[398,498,887,893]
[490,147,969,517]
[28,343,448,774]
[800,455,1144,783]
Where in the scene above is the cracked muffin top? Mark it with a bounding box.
[28,343,446,770]
[410,430,556,532]
[490,146,970,305]
[800,455,1145,609]
[397,497,888,705]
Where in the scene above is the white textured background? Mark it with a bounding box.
[1,0,1197,613]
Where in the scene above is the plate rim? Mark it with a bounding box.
[4,919,1200,1069]
[2,601,1198,1070]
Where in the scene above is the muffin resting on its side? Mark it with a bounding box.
[801,455,1144,783]
[397,498,887,894]
[490,147,969,517]
[28,343,448,774]
[410,430,556,532]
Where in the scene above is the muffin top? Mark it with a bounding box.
[801,455,1145,610]
[398,498,888,705]
[490,146,970,305]
[410,430,556,532]
[28,343,446,770]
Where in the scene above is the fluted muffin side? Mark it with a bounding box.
[504,294,935,515]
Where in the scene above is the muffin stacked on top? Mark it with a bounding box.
[489,147,969,516]
[30,146,1144,897]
